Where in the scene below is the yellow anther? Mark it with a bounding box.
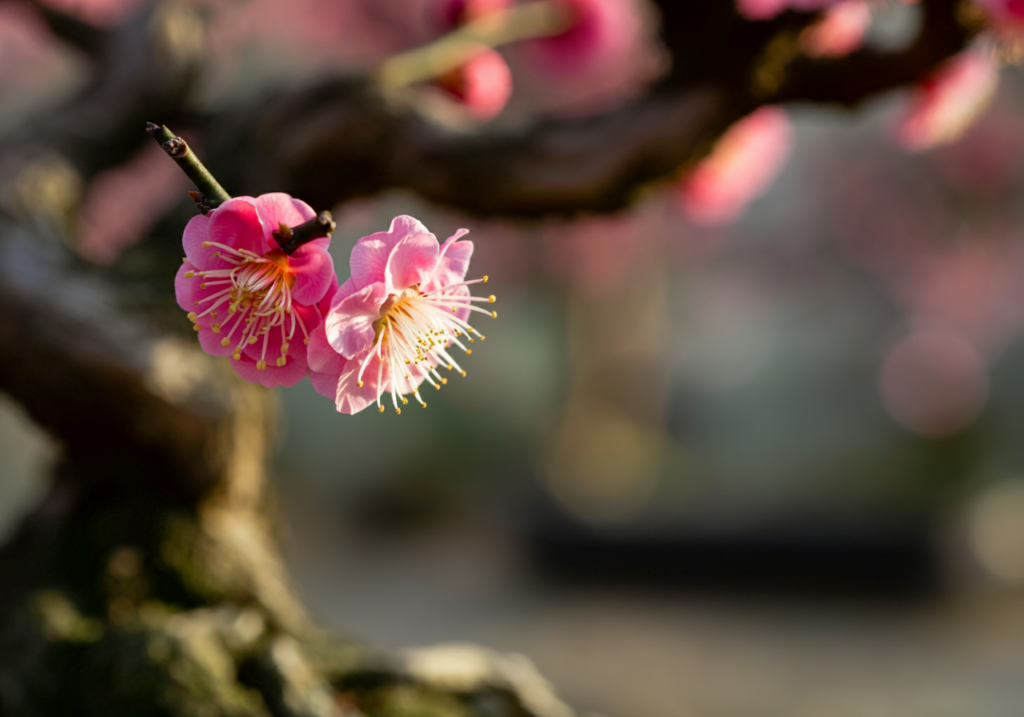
[276,357,287,367]
[421,403,427,408]
[304,337,310,345]
[441,378,448,384]
[452,307,457,312]
[193,301,199,306]
[483,276,489,283]
[232,351,241,360]
[202,241,211,248]
[184,271,195,278]
[211,312,218,318]
[256,360,267,371]
[221,338,230,347]
[479,335,485,341]
[491,311,497,319]
[182,257,187,263]
[469,338,475,343]
[193,324,202,332]
[358,380,364,388]
[401,397,408,405]
[214,251,221,257]
[395,407,401,415]
[379,405,385,413]
[488,295,496,303]
[460,370,467,377]
[435,384,441,390]
[187,312,198,322]
[465,349,472,355]
[212,324,221,334]
[248,336,257,345]
[281,342,289,352]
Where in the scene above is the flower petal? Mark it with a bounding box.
[350,215,433,289]
[205,197,264,260]
[335,350,387,414]
[175,261,199,311]
[231,350,309,388]
[325,281,387,359]
[255,192,316,253]
[423,230,473,292]
[386,231,439,293]
[181,214,217,269]
[288,237,335,305]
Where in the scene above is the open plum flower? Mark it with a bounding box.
[309,216,494,415]
[174,193,335,388]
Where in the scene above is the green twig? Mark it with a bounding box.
[145,123,231,212]
[375,1,572,90]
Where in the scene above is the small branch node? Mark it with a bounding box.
[273,211,336,255]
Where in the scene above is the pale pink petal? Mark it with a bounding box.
[288,237,336,305]
[325,281,388,358]
[308,323,346,377]
[423,230,473,292]
[386,231,440,292]
[435,47,512,120]
[350,215,434,289]
[254,192,316,253]
[205,198,264,260]
[333,353,385,414]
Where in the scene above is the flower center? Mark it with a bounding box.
[186,244,309,371]
[357,277,496,414]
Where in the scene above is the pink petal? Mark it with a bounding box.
[254,192,316,251]
[288,237,336,305]
[174,261,199,311]
[307,323,345,376]
[325,281,387,359]
[385,231,440,292]
[205,197,265,259]
[181,214,221,269]
[197,321,237,357]
[242,302,321,362]
[334,350,387,414]
[423,230,473,292]
[350,215,433,289]
[231,351,309,388]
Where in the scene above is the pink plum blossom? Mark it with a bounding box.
[800,0,870,58]
[677,106,793,226]
[175,193,335,388]
[975,0,1024,31]
[434,46,513,119]
[895,49,999,152]
[310,216,494,415]
[522,0,641,76]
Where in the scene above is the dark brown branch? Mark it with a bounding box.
[273,211,337,255]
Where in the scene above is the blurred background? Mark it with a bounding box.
[4,0,1024,715]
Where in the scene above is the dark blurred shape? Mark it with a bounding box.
[525,490,939,598]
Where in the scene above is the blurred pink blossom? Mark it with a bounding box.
[176,194,335,388]
[0,3,66,91]
[895,49,999,152]
[677,106,793,227]
[975,0,1024,30]
[434,46,513,119]
[523,0,640,75]
[436,0,511,28]
[313,216,492,414]
[800,0,870,57]
[78,144,186,264]
[880,329,988,437]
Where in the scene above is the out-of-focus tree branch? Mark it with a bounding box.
[202,0,973,217]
